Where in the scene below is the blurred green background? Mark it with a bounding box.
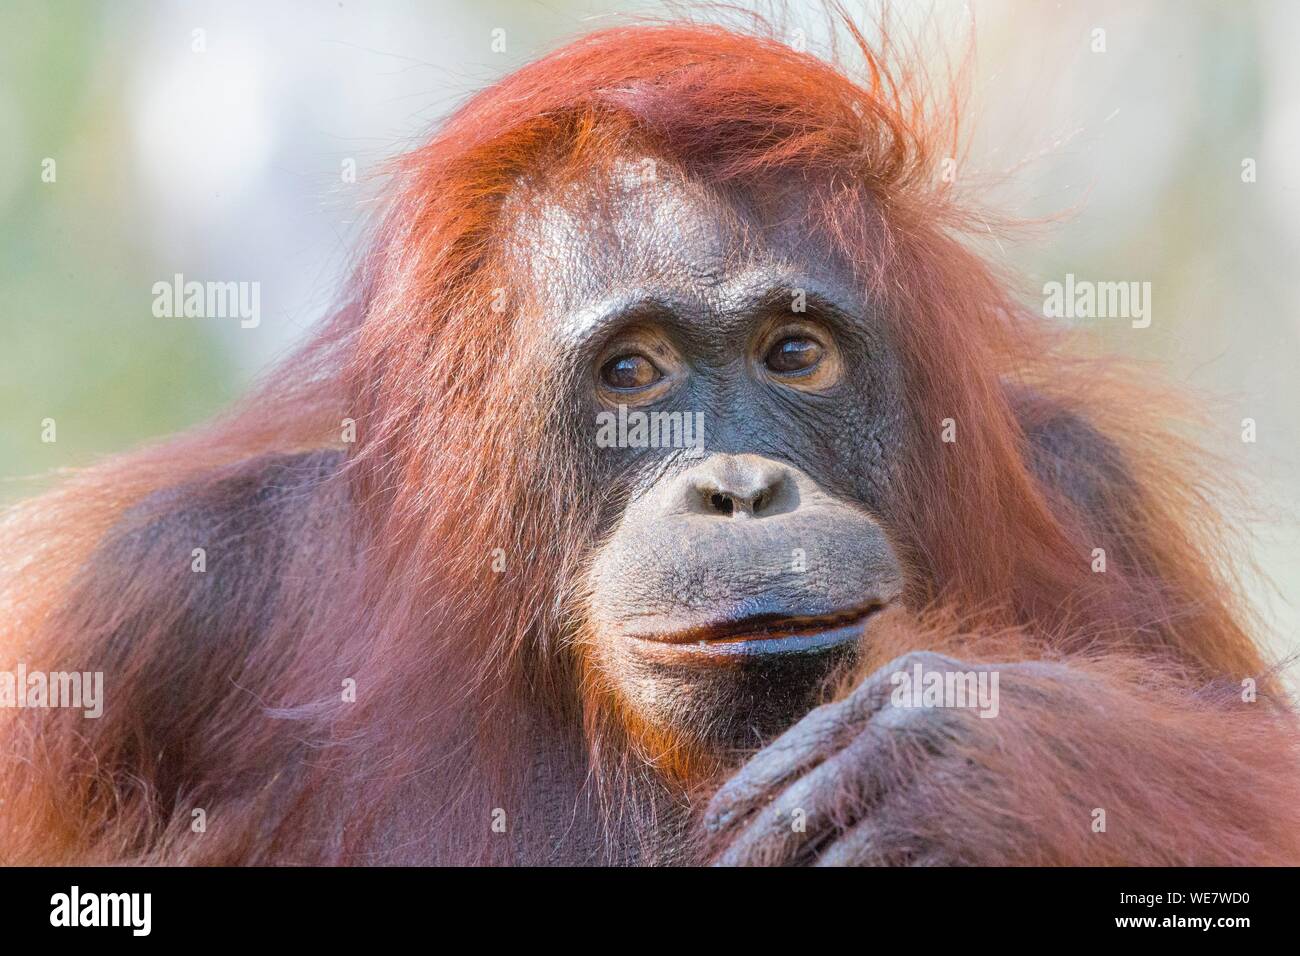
[1,1,1297,663]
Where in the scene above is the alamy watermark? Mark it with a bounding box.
[1042,273,1151,329]
[596,404,705,452]
[0,664,103,718]
[890,659,999,718]
[152,273,260,328]
[50,886,150,936]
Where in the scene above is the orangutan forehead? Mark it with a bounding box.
[499,156,859,345]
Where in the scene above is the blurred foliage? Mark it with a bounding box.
[1,1,236,502]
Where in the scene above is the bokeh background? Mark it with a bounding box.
[2,0,1297,665]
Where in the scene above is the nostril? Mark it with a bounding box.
[683,457,795,519]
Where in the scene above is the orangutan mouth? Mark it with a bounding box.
[632,601,888,659]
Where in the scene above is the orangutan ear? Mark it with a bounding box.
[1006,384,1135,529]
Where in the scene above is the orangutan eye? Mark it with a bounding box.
[765,337,824,375]
[600,353,662,390]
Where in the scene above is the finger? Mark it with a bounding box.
[705,661,902,833]
[814,766,967,867]
[704,703,845,834]
[812,818,936,867]
[811,816,889,867]
[712,726,895,866]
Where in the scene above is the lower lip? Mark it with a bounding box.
[631,618,872,662]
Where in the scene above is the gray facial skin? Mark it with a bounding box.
[507,156,908,751]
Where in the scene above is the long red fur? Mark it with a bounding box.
[1,9,1296,865]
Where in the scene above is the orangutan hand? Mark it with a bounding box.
[703,651,1069,866]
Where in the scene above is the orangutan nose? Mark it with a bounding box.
[676,454,796,519]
